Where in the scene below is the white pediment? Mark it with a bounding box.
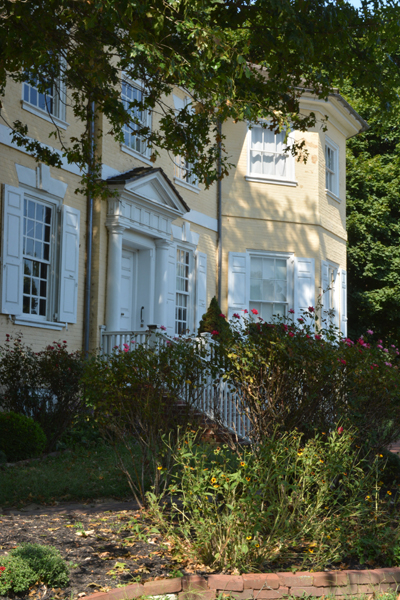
[124,170,188,215]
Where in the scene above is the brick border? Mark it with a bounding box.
[83,569,400,600]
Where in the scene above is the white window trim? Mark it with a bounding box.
[248,249,294,317]
[321,259,340,327]
[21,190,60,325]
[246,123,297,186]
[325,136,340,199]
[174,176,200,194]
[21,100,69,130]
[121,75,152,160]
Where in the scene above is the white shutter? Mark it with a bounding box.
[228,252,249,320]
[166,242,176,336]
[340,268,347,338]
[58,204,80,323]
[294,257,315,324]
[1,185,23,315]
[321,260,329,324]
[195,251,207,331]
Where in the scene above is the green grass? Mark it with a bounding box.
[0,442,143,508]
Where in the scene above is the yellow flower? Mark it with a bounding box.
[379,454,383,458]
[240,462,246,467]
[246,535,252,540]
[213,484,219,488]
[246,477,251,481]
[327,535,331,539]
[387,491,392,495]
[203,468,208,471]
[322,432,326,435]
[255,543,260,548]
[335,528,340,531]
[297,452,303,456]
[320,460,324,463]
[325,506,329,509]
[157,466,163,470]
[211,477,217,483]
[308,549,314,553]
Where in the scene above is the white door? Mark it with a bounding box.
[120,250,136,331]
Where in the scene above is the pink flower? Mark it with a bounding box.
[338,359,346,365]
[337,426,344,434]
[378,339,383,344]
[357,338,365,346]
[377,344,383,349]
[251,308,259,315]
[211,330,219,335]
[130,340,136,344]
[219,313,226,318]
[283,324,288,332]
[367,330,374,335]
[289,309,295,314]
[243,309,248,314]
[233,313,241,319]
[297,318,304,323]
[288,332,294,337]
[315,334,321,341]
[391,344,396,348]
[166,340,171,346]
[308,306,315,312]
[160,325,167,331]
[383,348,389,353]
[385,362,392,367]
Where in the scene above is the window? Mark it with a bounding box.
[249,255,288,321]
[175,248,190,334]
[321,260,339,329]
[22,72,67,125]
[247,125,295,184]
[175,156,198,188]
[23,197,53,319]
[325,137,339,197]
[121,80,151,158]
[2,180,80,329]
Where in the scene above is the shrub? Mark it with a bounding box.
[0,555,37,595]
[83,334,214,508]
[0,335,85,451]
[0,411,46,462]
[215,309,400,450]
[198,296,232,343]
[10,543,69,588]
[148,428,400,571]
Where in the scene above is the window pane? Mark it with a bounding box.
[34,241,42,258]
[261,303,273,323]
[250,257,262,279]
[251,127,263,150]
[250,151,262,175]
[275,154,286,178]
[26,238,34,256]
[39,299,46,316]
[23,296,30,314]
[275,281,287,302]
[23,277,31,295]
[28,201,35,218]
[32,261,40,277]
[262,279,274,301]
[36,203,44,222]
[35,223,43,240]
[40,280,47,297]
[263,128,275,150]
[273,303,286,317]
[250,280,262,301]
[263,258,275,280]
[23,83,29,102]
[262,153,275,176]
[275,131,285,153]
[27,220,34,237]
[276,259,287,279]
[31,297,38,314]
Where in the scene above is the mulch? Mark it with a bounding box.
[0,499,199,600]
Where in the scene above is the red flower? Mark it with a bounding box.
[297,318,304,323]
[288,309,295,314]
[251,308,259,315]
[233,313,241,319]
[211,330,219,335]
[0,566,5,574]
[243,309,248,314]
[288,332,294,337]
[337,427,344,434]
[219,313,226,318]
[308,306,315,312]
[315,334,321,341]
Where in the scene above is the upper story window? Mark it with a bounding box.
[247,125,295,185]
[22,72,67,127]
[325,137,339,198]
[121,79,151,160]
[175,156,198,189]
[249,255,288,322]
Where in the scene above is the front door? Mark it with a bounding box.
[120,249,136,331]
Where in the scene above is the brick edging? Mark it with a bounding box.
[83,569,400,600]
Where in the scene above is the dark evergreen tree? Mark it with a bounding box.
[198,296,231,342]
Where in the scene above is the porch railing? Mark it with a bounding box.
[99,326,251,442]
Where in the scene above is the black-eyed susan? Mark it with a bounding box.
[157,465,163,470]
[246,477,251,481]
[211,477,217,483]
[213,484,219,488]
[240,461,246,467]
[255,543,260,548]
[320,459,324,463]
[387,491,392,495]
[246,535,252,540]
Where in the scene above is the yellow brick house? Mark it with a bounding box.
[0,77,367,352]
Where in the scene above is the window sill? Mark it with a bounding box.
[120,144,153,166]
[174,177,200,194]
[21,100,69,130]
[326,189,341,203]
[14,316,65,331]
[245,175,297,187]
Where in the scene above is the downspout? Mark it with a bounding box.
[83,100,95,356]
[217,119,222,306]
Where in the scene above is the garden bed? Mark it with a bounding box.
[1,501,400,600]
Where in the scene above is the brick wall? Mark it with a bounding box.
[83,570,400,600]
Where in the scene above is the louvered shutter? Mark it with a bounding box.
[294,257,315,324]
[340,269,347,338]
[1,185,23,315]
[166,242,176,336]
[195,252,207,331]
[58,205,80,323]
[228,252,249,320]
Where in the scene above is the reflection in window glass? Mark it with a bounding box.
[175,249,190,334]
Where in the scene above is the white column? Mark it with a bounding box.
[105,223,125,331]
[154,239,171,328]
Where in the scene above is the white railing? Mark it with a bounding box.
[99,326,252,442]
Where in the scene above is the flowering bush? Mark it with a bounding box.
[0,335,84,451]
[148,428,400,571]
[215,309,400,450]
[83,334,214,507]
